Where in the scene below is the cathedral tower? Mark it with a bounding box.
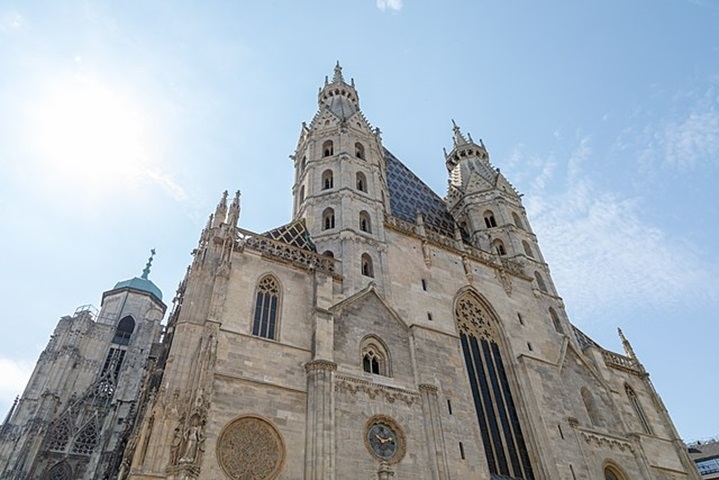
[0,253,166,479]
[292,62,390,294]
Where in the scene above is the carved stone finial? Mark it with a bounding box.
[141,249,156,279]
[618,327,637,360]
[451,119,468,147]
[332,61,344,83]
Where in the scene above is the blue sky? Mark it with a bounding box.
[1,1,717,441]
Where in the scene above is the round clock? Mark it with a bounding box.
[364,416,406,463]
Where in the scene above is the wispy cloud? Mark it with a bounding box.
[0,10,23,33]
[662,111,719,170]
[0,358,32,411]
[376,0,403,12]
[508,137,719,323]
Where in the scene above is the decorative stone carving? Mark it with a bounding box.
[335,376,419,407]
[304,360,338,372]
[455,293,497,341]
[217,416,285,480]
[494,268,512,296]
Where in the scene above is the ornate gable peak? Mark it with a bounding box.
[329,283,410,332]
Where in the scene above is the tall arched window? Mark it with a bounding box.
[359,211,372,233]
[483,210,497,228]
[361,337,389,376]
[549,308,563,334]
[534,272,548,292]
[512,212,523,229]
[44,461,73,480]
[321,169,334,190]
[626,384,651,434]
[356,172,367,192]
[361,253,374,277]
[322,140,334,157]
[355,142,365,159]
[581,387,602,427]
[456,291,534,479]
[112,316,135,345]
[522,241,534,258]
[322,208,335,230]
[252,275,280,340]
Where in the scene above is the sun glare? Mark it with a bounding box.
[32,75,152,193]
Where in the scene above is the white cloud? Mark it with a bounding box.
[508,138,719,323]
[0,358,33,412]
[662,111,719,170]
[376,0,403,12]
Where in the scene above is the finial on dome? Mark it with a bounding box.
[451,119,468,146]
[141,249,156,279]
[333,61,344,83]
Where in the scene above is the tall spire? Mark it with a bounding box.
[227,190,242,228]
[141,249,156,279]
[618,328,637,360]
[451,119,469,147]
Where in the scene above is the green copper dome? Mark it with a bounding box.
[110,249,163,301]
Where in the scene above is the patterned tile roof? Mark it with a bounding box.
[384,149,456,237]
[262,219,316,252]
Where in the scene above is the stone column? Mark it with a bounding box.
[305,360,337,480]
[419,384,449,480]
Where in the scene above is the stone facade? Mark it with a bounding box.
[0,65,701,480]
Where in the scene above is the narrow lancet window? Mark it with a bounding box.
[322,140,334,157]
[252,275,280,340]
[626,384,651,434]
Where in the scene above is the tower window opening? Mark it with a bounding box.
[459,442,465,460]
[300,156,307,172]
[322,250,334,258]
[522,241,534,258]
[534,271,548,293]
[361,253,374,277]
[359,211,372,233]
[355,142,365,159]
[517,313,524,325]
[322,140,334,157]
[427,312,433,321]
[322,169,334,190]
[492,240,507,256]
[252,275,280,340]
[512,212,523,229]
[549,308,563,334]
[112,316,135,345]
[448,399,453,415]
[322,208,335,230]
[356,172,367,192]
[421,278,427,291]
[483,210,497,228]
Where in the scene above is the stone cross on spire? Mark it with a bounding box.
[141,249,156,279]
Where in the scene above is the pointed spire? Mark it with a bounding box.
[618,328,637,360]
[227,190,241,228]
[141,249,156,279]
[451,119,469,146]
[332,61,344,83]
[213,190,229,228]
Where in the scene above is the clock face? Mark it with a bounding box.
[367,423,398,460]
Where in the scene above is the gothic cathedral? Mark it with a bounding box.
[0,65,700,480]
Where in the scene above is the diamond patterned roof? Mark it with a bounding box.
[385,149,456,237]
[262,219,316,251]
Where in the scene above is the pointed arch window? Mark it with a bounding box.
[456,292,534,479]
[534,272,548,293]
[512,212,523,229]
[72,421,98,455]
[604,464,627,480]
[356,172,367,192]
[112,315,135,345]
[361,337,389,376]
[359,211,372,233]
[355,142,365,159]
[47,416,71,452]
[44,461,73,480]
[252,275,280,340]
[322,169,334,190]
[492,239,506,256]
[361,253,374,277]
[322,140,334,157]
[549,308,563,334]
[522,241,534,258]
[483,210,497,228]
[626,384,651,434]
[322,208,335,230]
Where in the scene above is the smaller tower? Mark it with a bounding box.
[0,253,166,480]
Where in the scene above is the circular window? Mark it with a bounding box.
[217,416,285,480]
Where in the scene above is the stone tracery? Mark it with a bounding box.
[217,416,284,480]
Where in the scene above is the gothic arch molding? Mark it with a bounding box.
[359,334,392,377]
